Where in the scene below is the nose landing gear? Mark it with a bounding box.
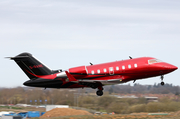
[161,75,164,86]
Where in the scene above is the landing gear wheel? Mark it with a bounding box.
[96,90,103,96]
[160,75,164,86]
[161,82,164,86]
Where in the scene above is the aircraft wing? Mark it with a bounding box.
[79,78,123,85]
[65,71,123,85]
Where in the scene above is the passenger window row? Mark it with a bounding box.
[91,64,138,74]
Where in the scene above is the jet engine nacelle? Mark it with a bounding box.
[69,66,87,75]
[56,66,87,78]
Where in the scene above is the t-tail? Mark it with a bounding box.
[9,53,52,80]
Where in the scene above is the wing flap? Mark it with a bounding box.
[78,78,123,85]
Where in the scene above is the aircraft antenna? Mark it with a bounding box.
[90,62,93,65]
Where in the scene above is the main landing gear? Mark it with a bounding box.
[161,75,164,86]
[96,86,104,96]
[80,82,104,96]
[96,90,103,96]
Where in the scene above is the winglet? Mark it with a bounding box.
[65,71,78,82]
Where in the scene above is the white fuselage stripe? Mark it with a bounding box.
[85,66,88,74]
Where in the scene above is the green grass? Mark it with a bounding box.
[0,106,22,109]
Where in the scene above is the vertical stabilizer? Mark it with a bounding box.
[10,53,52,80]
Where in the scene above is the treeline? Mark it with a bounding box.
[0,83,180,105]
[0,87,75,105]
[105,83,180,95]
[78,95,180,114]
[0,84,180,113]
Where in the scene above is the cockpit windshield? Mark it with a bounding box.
[148,59,162,64]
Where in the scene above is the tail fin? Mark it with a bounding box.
[10,53,52,80]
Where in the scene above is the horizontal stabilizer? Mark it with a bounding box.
[65,71,78,82]
[9,56,29,60]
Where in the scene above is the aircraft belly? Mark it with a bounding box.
[23,79,64,88]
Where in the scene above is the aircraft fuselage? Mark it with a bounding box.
[10,53,177,96]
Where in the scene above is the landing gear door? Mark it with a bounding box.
[109,67,114,75]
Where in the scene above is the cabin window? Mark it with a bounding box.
[128,65,131,69]
[122,66,125,69]
[109,67,114,75]
[134,64,137,68]
[104,68,107,72]
[91,70,94,74]
[97,69,100,74]
[110,67,113,71]
[116,67,119,70]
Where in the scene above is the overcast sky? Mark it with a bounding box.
[0,0,180,87]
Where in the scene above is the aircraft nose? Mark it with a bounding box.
[164,63,178,71]
[170,65,178,71]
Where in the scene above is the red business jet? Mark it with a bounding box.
[9,53,177,96]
